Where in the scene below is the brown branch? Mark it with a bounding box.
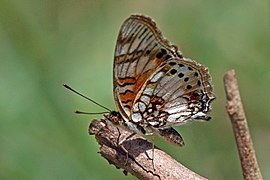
[223,69,262,180]
[89,118,207,180]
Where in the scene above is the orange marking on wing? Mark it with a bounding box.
[133,71,152,92]
[152,96,165,105]
[119,90,135,103]
[133,58,163,93]
[117,57,164,109]
[118,77,136,86]
[154,57,163,64]
[115,97,129,120]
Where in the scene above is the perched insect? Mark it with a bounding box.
[107,14,215,146]
[64,14,215,166]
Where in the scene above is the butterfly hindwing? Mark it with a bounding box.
[131,58,215,128]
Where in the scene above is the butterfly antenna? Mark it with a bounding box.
[75,110,109,115]
[63,84,111,112]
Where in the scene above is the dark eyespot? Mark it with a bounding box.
[188,67,193,71]
[184,77,189,82]
[160,48,167,55]
[165,55,172,60]
[170,69,177,75]
[197,80,201,86]
[169,61,176,66]
[156,48,167,59]
[179,64,184,67]
[194,72,199,77]
[186,85,192,90]
[178,73,184,78]
[156,52,163,59]
[146,50,151,55]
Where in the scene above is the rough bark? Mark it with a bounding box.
[224,70,262,180]
[89,118,206,180]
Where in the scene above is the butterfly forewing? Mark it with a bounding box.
[113,15,182,121]
[113,14,215,135]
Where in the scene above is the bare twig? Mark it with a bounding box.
[223,69,262,180]
[89,118,207,180]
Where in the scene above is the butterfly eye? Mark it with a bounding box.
[111,116,119,124]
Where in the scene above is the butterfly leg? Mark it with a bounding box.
[143,127,156,171]
[150,131,156,171]
[116,127,136,165]
[118,131,137,145]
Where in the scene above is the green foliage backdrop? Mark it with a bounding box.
[0,0,269,179]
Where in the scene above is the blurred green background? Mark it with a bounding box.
[1,0,269,179]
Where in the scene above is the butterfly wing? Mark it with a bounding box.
[131,58,215,128]
[113,14,182,121]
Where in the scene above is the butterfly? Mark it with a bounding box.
[107,14,215,146]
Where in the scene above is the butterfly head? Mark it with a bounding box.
[107,111,122,125]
